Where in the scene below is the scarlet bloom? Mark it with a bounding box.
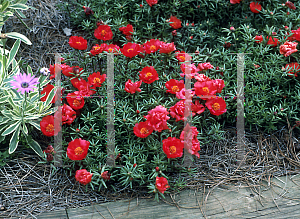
[197,62,214,71]
[159,42,176,54]
[165,79,185,94]
[175,51,192,62]
[75,169,93,185]
[279,41,298,57]
[62,66,84,78]
[144,105,170,132]
[250,2,262,13]
[155,176,170,194]
[66,91,85,110]
[133,121,154,138]
[143,39,161,54]
[285,62,300,77]
[168,16,182,29]
[124,79,142,94]
[90,43,107,56]
[180,63,199,79]
[40,84,55,103]
[101,171,111,180]
[119,24,134,36]
[285,1,296,10]
[75,79,97,97]
[40,115,61,137]
[176,88,195,100]
[162,137,184,159]
[230,0,241,4]
[105,44,121,53]
[266,36,279,47]
[67,138,90,160]
[139,66,159,84]
[212,79,225,93]
[194,81,218,100]
[205,96,227,116]
[88,72,106,88]
[69,36,87,50]
[191,100,205,115]
[180,123,200,158]
[194,74,212,82]
[254,35,263,44]
[94,25,113,41]
[55,103,76,125]
[83,6,94,15]
[146,0,158,7]
[169,100,195,122]
[291,27,300,42]
[121,42,142,58]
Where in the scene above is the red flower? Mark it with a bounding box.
[105,44,121,53]
[55,103,76,125]
[291,27,300,42]
[83,6,94,15]
[40,84,55,103]
[180,63,199,79]
[124,79,142,94]
[279,41,298,57]
[90,43,107,56]
[191,100,205,115]
[266,36,279,47]
[144,105,170,132]
[168,16,182,29]
[205,96,227,116]
[40,115,61,137]
[66,91,85,110]
[250,2,262,13]
[139,66,159,84]
[175,88,195,100]
[49,64,60,79]
[169,100,195,122]
[285,62,300,77]
[75,79,97,97]
[75,169,93,185]
[197,62,214,71]
[133,121,154,138]
[212,79,225,93]
[121,42,142,58]
[67,138,90,160]
[146,0,158,7]
[119,24,134,36]
[159,42,176,54]
[175,51,192,62]
[285,1,296,10]
[88,72,106,88]
[94,25,113,41]
[254,35,263,44]
[68,36,87,50]
[194,73,212,82]
[165,79,184,94]
[143,39,161,54]
[155,176,170,194]
[162,137,184,158]
[180,123,200,158]
[230,0,241,4]
[101,171,111,180]
[62,66,84,78]
[194,81,218,100]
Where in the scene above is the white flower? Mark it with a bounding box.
[40,67,50,76]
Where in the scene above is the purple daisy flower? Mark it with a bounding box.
[10,73,40,95]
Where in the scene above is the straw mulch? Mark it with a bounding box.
[1,0,300,218]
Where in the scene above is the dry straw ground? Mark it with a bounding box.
[1,0,300,218]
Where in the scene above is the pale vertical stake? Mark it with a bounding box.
[236,53,245,166]
[54,53,62,167]
[106,53,115,167]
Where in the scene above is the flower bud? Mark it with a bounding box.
[191,23,194,26]
[230,26,235,31]
[172,30,177,36]
[47,153,54,162]
[155,167,159,172]
[101,171,111,180]
[136,110,140,113]
[133,163,137,167]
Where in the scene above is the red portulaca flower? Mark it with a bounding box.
[162,137,184,158]
[194,74,212,82]
[230,0,241,4]
[254,35,263,44]
[285,62,300,77]
[285,1,296,10]
[176,88,195,100]
[119,24,134,36]
[66,91,85,110]
[169,100,195,122]
[279,41,298,57]
[124,79,142,94]
[144,105,170,132]
[290,27,300,42]
[101,171,111,180]
[88,72,106,88]
[205,96,227,116]
[133,121,154,138]
[159,42,176,54]
[175,51,192,62]
[155,176,170,194]
[40,115,61,137]
[180,123,200,158]
[168,16,182,29]
[191,100,205,115]
[197,62,214,71]
[67,138,90,160]
[146,0,158,7]
[90,43,107,56]
[143,39,161,54]
[165,79,184,94]
[69,36,87,50]
[40,84,55,103]
[250,2,262,13]
[194,81,218,100]
[55,103,76,125]
[75,169,93,185]
[266,36,279,47]
[121,42,142,58]
[180,63,199,78]
[139,66,159,84]
[212,79,225,93]
[94,25,113,41]
[62,66,84,78]
[74,79,97,97]
[105,44,121,53]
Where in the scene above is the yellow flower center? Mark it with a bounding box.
[169,146,176,154]
[94,46,101,50]
[76,42,82,45]
[74,147,84,155]
[179,56,185,61]
[172,86,179,93]
[150,45,156,50]
[140,128,149,134]
[73,99,81,107]
[108,48,113,52]
[46,124,54,132]
[203,87,209,93]
[212,103,220,111]
[146,72,153,77]
[101,30,107,36]
[93,78,101,84]
[127,48,133,52]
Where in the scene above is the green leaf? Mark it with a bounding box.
[26,137,43,157]
[7,39,20,68]
[44,86,56,107]
[15,9,26,18]
[8,3,29,10]
[0,1,10,12]
[8,125,20,154]
[2,120,21,136]
[22,122,28,135]
[5,32,32,45]
[27,65,33,75]
[28,120,41,131]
